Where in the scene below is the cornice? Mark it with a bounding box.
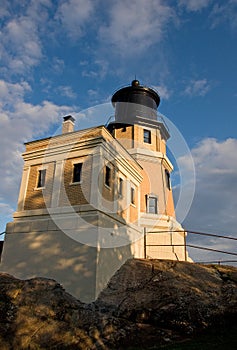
[129,148,173,171]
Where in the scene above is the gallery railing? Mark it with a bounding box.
[144,228,237,265]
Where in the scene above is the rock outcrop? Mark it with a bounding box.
[0,259,237,349]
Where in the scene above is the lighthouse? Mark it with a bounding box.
[1,81,191,302]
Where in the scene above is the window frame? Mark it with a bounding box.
[72,162,83,184]
[165,170,171,190]
[143,129,151,144]
[146,194,158,214]
[36,168,46,189]
[118,177,124,197]
[104,164,112,189]
[131,185,135,205]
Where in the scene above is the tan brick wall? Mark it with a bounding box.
[111,173,127,220]
[59,156,91,207]
[117,206,127,221]
[138,159,165,214]
[101,163,115,211]
[114,126,133,149]
[116,176,129,221]
[129,185,138,223]
[160,139,166,154]
[25,139,49,152]
[166,188,175,217]
[116,124,166,155]
[133,125,157,152]
[140,169,151,213]
[25,127,106,154]
[24,162,55,210]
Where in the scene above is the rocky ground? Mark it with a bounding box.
[0,259,237,349]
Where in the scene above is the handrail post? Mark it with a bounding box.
[184,231,187,261]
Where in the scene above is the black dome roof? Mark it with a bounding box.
[111,80,160,109]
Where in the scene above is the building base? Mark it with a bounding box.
[1,207,191,302]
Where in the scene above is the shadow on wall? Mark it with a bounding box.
[1,228,134,303]
[1,230,98,302]
[1,157,135,302]
[4,151,141,299]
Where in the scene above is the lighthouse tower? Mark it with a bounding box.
[107,80,184,259]
[1,80,190,302]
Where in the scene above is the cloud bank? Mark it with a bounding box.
[175,138,237,262]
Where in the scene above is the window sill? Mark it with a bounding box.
[70,181,82,186]
[145,212,159,216]
[104,184,112,190]
[34,187,45,191]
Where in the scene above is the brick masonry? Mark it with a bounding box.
[24,162,55,210]
[59,157,91,207]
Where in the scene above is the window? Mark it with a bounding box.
[73,163,82,183]
[143,129,151,144]
[146,195,158,214]
[118,177,123,196]
[131,186,135,205]
[165,170,171,190]
[37,169,46,188]
[105,165,111,188]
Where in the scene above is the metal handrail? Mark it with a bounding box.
[143,228,237,264]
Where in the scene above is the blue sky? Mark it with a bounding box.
[0,0,237,262]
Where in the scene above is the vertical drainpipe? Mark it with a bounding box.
[184,231,187,261]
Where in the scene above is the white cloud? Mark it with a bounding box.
[0,16,42,74]
[25,0,52,20]
[178,0,213,12]
[0,80,31,105]
[56,0,94,39]
[51,57,65,74]
[0,202,14,234]
[0,79,74,224]
[210,1,237,29]
[183,79,211,97]
[82,60,108,79]
[99,0,176,54]
[57,85,77,99]
[175,138,237,263]
[0,0,53,76]
[0,0,10,19]
[88,89,98,97]
[152,85,171,100]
